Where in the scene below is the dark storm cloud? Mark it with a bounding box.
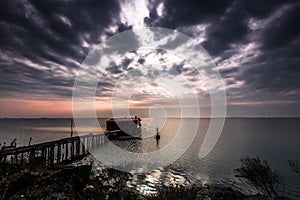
[196,0,295,57]
[106,62,123,74]
[146,0,300,106]
[197,0,296,45]
[146,0,234,28]
[137,58,145,65]
[219,67,240,78]
[239,51,300,97]
[234,2,300,101]
[1,0,300,117]
[147,0,298,57]
[169,63,189,75]
[261,3,300,50]
[202,1,250,56]
[121,57,134,69]
[241,0,295,19]
[0,61,74,99]
[0,0,121,99]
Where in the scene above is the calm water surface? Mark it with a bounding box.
[0,118,299,198]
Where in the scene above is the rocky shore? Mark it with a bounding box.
[0,156,288,200]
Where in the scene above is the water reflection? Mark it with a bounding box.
[1,118,300,198]
[127,168,191,195]
[156,138,160,149]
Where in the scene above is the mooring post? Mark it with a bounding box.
[41,147,45,160]
[57,142,61,164]
[70,140,74,160]
[91,133,94,149]
[95,135,97,148]
[82,140,85,155]
[86,136,89,151]
[44,147,47,163]
[76,138,80,157]
[65,142,68,160]
[97,135,100,148]
[61,143,64,162]
[47,146,50,165]
[86,136,89,150]
[30,149,35,164]
[47,146,50,166]
[50,144,54,166]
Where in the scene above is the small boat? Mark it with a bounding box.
[104,116,142,140]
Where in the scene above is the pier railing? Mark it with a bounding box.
[0,133,106,166]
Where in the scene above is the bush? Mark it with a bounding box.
[235,157,281,198]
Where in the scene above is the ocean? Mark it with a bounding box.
[0,118,299,198]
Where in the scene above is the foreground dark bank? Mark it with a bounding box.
[0,155,293,200]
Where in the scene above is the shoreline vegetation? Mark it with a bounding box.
[0,155,295,200]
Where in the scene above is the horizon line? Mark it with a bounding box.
[1,116,300,119]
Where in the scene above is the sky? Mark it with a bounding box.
[0,0,300,118]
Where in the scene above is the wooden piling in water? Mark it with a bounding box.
[65,142,68,160]
[57,142,61,164]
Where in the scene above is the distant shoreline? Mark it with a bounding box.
[1,117,300,119]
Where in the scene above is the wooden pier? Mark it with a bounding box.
[0,133,106,166]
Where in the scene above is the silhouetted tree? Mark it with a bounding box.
[235,157,281,198]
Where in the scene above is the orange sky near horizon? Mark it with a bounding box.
[0,98,73,117]
[1,97,300,118]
